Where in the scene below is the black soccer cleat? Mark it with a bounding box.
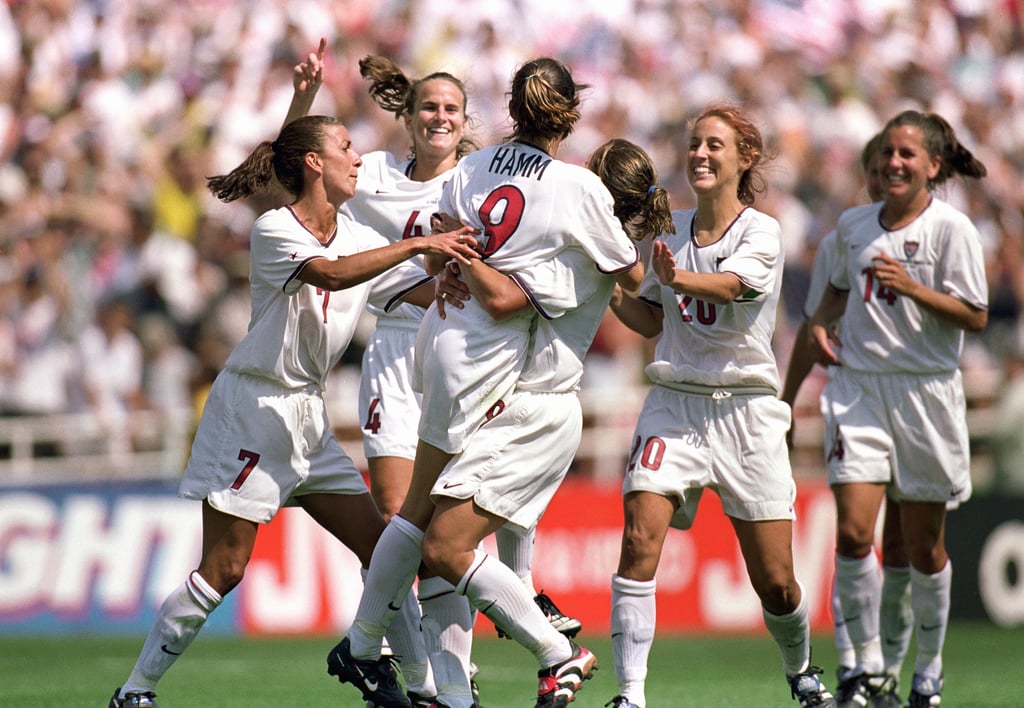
[327,636,412,708]
[496,591,582,640]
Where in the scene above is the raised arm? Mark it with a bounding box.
[282,38,326,128]
[651,239,742,304]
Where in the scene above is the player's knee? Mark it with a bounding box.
[835,520,874,557]
[755,575,800,616]
[419,534,450,577]
[372,490,405,522]
[197,559,246,596]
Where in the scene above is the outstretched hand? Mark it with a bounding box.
[651,240,677,285]
[293,37,326,96]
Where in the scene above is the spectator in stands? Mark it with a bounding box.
[72,294,146,464]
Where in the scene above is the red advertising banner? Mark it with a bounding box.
[4,479,1021,637]
[241,477,838,635]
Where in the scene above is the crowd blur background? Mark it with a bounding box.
[1,0,1022,493]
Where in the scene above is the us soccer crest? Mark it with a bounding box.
[903,241,919,259]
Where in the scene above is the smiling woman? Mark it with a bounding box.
[808,109,988,707]
[606,102,837,708]
[281,45,584,706]
[106,113,478,708]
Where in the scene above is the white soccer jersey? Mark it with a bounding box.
[827,198,988,373]
[224,206,427,391]
[340,151,444,323]
[641,207,784,391]
[802,229,838,320]
[516,248,621,393]
[438,142,639,279]
[415,141,639,451]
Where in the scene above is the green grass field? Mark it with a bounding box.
[3,623,1021,707]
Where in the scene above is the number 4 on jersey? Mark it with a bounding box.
[363,397,382,435]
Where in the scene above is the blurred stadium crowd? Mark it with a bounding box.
[1,0,1022,489]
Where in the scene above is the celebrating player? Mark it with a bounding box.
[781,133,919,707]
[605,103,836,708]
[327,57,643,708]
[283,42,580,706]
[108,114,477,708]
[808,109,988,708]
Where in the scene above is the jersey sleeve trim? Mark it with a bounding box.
[510,272,555,320]
[382,275,435,313]
[284,256,322,293]
[595,244,641,275]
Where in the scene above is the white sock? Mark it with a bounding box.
[611,574,655,708]
[835,553,884,674]
[911,560,951,681]
[349,515,423,660]
[763,580,812,677]
[372,568,434,698]
[880,565,912,675]
[832,580,855,671]
[456,548,569,668]
[122,571,222,694]
[495,524,537,596]
[419,575,475,707]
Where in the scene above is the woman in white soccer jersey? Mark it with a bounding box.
[285,44,579,706]
[285,41,480,524]
[420,138,670,708]
[108,114,477,708]
[330,58,643,708]
[808,110,987,708]
[782,133,922,707]
[605,103,835,708]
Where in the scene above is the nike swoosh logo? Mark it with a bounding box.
[843,615,860,623]
[388,601,401,611]
[442,481,463,489]
[161,644,183,655]
[920,623,942,631]
[363,676,379,691]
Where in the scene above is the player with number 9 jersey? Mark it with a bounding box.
[416,140,641,454]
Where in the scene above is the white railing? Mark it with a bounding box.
[0,385,997,486]
[0,408,196,483]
